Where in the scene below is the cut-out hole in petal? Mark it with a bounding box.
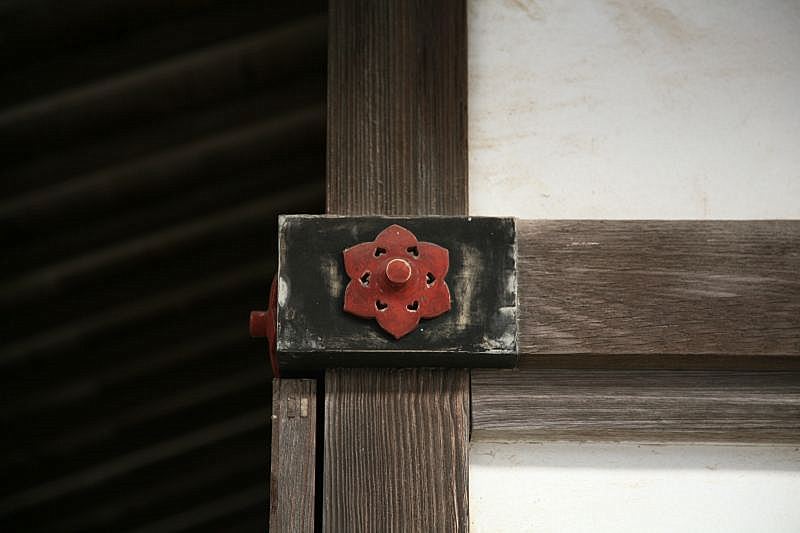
[426,272,436,286]
[376,300,388,310]
[360,272,370,286]
[406,246,419,257]
[374,247,387,257]
[407,300,419,311]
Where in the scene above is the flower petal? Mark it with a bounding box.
[417,242,449,279]
[343,242,377,280]
[375,224,418,253]
[343,281,378,318]
[375,304,421,339]
[420,282,451,318]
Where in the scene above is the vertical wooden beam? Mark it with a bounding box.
[325,0,470,531]
[324,369,470,531]
[270,379,317,532]
[326,0,468,216]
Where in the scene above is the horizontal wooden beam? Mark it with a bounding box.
[471,367,800,443]
[473,220,800,444]
[517,220,800,362]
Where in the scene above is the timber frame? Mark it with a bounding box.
[268,1,800,531]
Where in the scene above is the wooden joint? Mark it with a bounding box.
[270,215,518,373]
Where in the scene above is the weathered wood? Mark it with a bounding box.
[471,368,800,443]
[324,0,470,530]
[324,369,469,532]
[326,0,468,215]
[270,379,316,532]
[517,220,800,360]
[512,353,800,371]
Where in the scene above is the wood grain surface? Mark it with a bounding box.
[472,367,800,443]
[324,369,469,532]
[269,379,316,532]
[517,219,800,360]
[326,0,468,216]
[323,0,470,530]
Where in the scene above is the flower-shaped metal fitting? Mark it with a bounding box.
[343,224,451,339]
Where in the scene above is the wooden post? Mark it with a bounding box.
[269,379,317,532]
[324,1,470,531]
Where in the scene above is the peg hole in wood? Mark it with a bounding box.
[426,272,436,286]
[360,271,370,286]
[376,300,388,311]
[407,300,419,311]
[406,246,419,257]
[374,247,387,257]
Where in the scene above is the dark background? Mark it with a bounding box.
[1,1,326,530]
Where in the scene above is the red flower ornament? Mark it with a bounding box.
[343,224,451,339]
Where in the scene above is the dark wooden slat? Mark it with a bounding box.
[1,81,324,195]
[55,448,264,533]
[0,15,326,164]
[126,485,266,533]
[270,379,316,532]
[0,409,266,515]
[33,371,265,460]
[324,369,469,532]
[471,368,800,443]
[1,286,268,422]
[0,3,321,108]
[0,340,264,469]
[1,6,325,531]
[326,0,468,215]
[0,326,242,421]
[0,0,246,69]
[0,262,268,367]
[322,0,470,531]
[0,106,323,228]
[517,220,800,360]
[6,158,322,278]
[1,188,319,306]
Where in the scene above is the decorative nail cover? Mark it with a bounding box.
[342,224,451,339]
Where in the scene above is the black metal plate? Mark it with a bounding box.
[276,216,517,371]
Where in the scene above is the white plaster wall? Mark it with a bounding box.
[468,0,800,219]
[470,442,800,533]
[468,1,800,530]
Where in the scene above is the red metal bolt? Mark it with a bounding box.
[385,258,412,285]
[250,275,279,377]
[249,310,269,338]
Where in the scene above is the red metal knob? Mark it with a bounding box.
[249,310,269,338]
[385,258,412,285]
[250,275,279,377]
[342,224,451,339]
